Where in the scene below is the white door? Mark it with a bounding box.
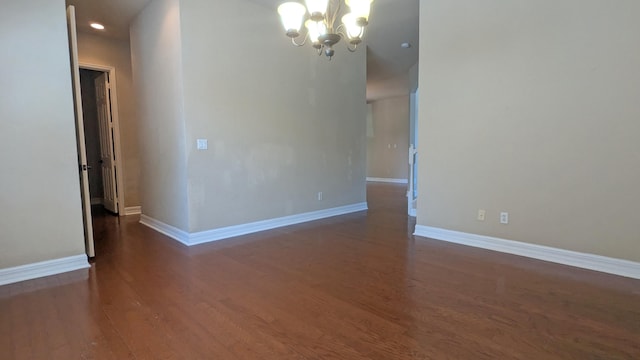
[67,5,95,257]
[94,73,119,213]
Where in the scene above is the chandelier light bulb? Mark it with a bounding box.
[305,0,329,21]
[306,20,326,48]
[345,0,373,25]
[277,2,306,37]
[341,13,363,43]
[278,0,373,59]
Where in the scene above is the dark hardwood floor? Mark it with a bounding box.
[1,183,639,359]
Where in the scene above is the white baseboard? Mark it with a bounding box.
[124,206,142,216]
[0,255,90,286]
[140,202,368,246]
[90,197,102,205]
[413,226,640,280]
[366,177,408,184]
[140,215,190,245]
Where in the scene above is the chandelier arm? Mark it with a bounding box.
[335,25,349,43]
[346,43,358,52]
[328,0,341,31]
[291,34,308,47]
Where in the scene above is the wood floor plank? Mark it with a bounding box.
[1,183,639,359]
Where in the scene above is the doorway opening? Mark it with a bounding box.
[76,63,126,258]
[68,5,126,258]
[78,67,122,216]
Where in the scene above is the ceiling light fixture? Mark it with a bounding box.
[90,22,105,30]
[277,0,373,60]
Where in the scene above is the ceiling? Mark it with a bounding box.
[66,0,151,40]
[66,0,418,100]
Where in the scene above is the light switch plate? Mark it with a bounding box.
[197,139,208,150]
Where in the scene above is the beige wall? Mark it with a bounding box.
[0,0,86,268]
[417,0,640,262]
[130,0,189,230]
[367,73,410,102]
[131,0,367,233]
[180,0,367,232]
[367,96,409,180]
[77,32,140,208]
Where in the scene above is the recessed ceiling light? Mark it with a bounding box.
[90,23,105,30]
[401,42,412,49]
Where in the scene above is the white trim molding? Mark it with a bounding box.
[413,226,640,280]
[139,215,190,245]
[366,177,408,184]
[0,255,90,286]
[141,202,368,246]
[124,206,142,216]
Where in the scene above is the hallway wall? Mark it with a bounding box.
[77,31,140,208]
[367,96,410,181]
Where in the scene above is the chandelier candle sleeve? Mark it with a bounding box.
[277,0,373,59]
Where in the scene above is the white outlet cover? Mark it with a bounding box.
[500,212,509,224]
[197,139,208,150]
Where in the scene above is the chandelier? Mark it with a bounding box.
[277,0,373,59]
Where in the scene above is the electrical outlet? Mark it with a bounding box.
[500,212,509,224]
[196,139,208,150]
[477,209,486,221]
[317,192,323,201]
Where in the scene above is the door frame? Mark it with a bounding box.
[79,62,126,215]
[407,89,419,217]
